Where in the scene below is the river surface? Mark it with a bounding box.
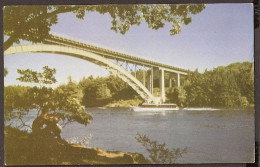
[60,107,254,163]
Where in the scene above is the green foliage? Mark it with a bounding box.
[81,75,139,107]
[4,86,30,123]
[174,62,254,107]
[52,87,92,125]
[4,67,92,130]
[96,83,112,100]
[238,96,249,107]
[4,4,205,50]
[4,6,85,50]
[16,66,56,85]
[181,69,210,106]
[56,76,83,100]
[106,97,143,107]
[79,62,253,108]
[94,4,205,35]
[135,133,187,164]
[166,87,186,106]
[81,77,103,107]
[4,67,8,77]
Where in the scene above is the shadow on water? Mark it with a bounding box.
[135,132,187,164]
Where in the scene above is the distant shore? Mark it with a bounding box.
[105,98,143,108]
[101,99,255,109]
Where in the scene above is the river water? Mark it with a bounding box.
[61,107,254,163]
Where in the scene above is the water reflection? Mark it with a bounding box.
[135,132,187,164]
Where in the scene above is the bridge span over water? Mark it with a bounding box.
[4,34,188,104]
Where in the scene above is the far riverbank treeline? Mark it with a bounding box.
[80,61,254,107]
[178,62,254,107]
[4,62,254,108]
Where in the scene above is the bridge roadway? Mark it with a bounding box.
[44,34,188,75]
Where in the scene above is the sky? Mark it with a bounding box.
[4,4,254,87]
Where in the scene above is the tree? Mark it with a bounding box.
[166,86,186,106]
[57,76,83,100]
[80,75,140,107]
[181,62,254,107]
[4,4,206,51]
[4,6,85,50]
[81,77,101,107]
[4,66,93,135]
[81,77,113,107]
[96,83,112,101]
[4,85,30,125]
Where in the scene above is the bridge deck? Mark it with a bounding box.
[44,34,188,75]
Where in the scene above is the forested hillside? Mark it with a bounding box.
[5,62,254,108]
[167,62,254,107]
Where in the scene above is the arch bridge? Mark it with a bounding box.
[4,34,188,104]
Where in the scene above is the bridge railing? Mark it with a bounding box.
[47,32,189,75]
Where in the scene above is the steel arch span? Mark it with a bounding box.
[4,44,160,104]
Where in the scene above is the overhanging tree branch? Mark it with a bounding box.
[4,5,205,51]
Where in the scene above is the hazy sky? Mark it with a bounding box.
[4,4,254,87]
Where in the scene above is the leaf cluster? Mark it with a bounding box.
[16,66,56,85]
[4,68,8,77]
[94,4,205,35]
[4,6,88,49]
[4,4,205,50]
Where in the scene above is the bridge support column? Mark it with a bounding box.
[177,73,180,87]
[159,68,165,103]
[147,67,153,95]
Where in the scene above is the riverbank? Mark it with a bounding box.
[4,126,150,165]
[105,98,143,107]
[104,99,255,109]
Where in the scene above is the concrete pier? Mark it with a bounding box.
[159,68,165,103]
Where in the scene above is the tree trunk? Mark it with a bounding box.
[31,116,45,135]
[4,36,17,51]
